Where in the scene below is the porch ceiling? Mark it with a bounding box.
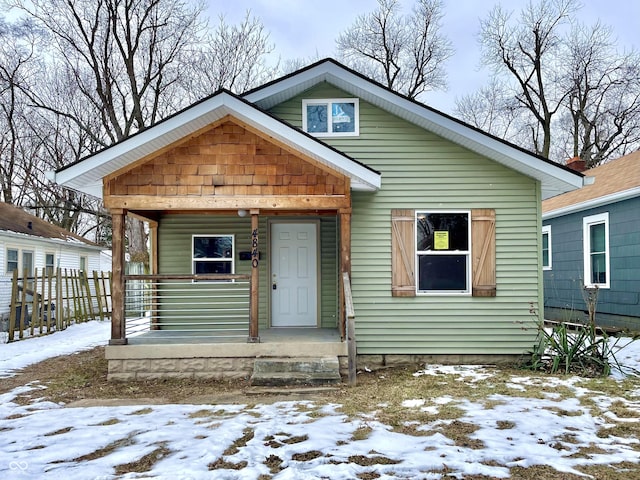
[51,92,381,198]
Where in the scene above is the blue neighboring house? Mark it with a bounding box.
[542,151,640,331]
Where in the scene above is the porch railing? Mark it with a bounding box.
[343,272,357,385]
[124,274,251,340]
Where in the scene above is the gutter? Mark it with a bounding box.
[543,186,640,220]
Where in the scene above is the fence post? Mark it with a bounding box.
[56,268,62,330]
[31,268,39,337]
[38,269,45,335]
[106,271,112,317]
[64,268,72,328]
[83,272,95,320]
[8,270,18,342]
[46,268,53,333]
[18,269,29,339]
[93,271,105,321]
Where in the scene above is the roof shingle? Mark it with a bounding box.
[542,150,640,215]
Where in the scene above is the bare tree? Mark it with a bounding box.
[456,0,640,166]
[8,0,207,147]
[181,12,277,101]
[476,0,576,158]
[336,0,453,99]
[455,78,521,141]
[562,22,640,167]
[0,16,40,206]
[4,0,275,259]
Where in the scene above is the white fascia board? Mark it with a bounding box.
[543,186,640,220]
[244,67,331,108]
[346,77,584,195]
[55,91,380,197]
[54,94,232,192]
[248,62,583,197]
[0,230,102,250]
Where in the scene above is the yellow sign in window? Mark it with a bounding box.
[434,231,449,250]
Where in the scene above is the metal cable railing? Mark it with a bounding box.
[124,274,251,340]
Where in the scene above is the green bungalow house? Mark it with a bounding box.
[48,59,585,383]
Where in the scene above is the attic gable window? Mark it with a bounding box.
[302,98,359,136]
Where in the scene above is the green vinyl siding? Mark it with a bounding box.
[158,214,338,329]
[270,82,541,354]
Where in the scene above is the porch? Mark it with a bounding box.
[94,117,368,383]
[106,270,355,382]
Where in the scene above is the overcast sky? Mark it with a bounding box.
[211,0,640,114]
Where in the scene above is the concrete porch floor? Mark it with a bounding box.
[106,327,347,365]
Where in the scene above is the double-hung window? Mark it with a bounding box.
[583,213,609,288]
[46,253,56,276]
[7,248,19,274]
[542,225,552,270]
[6,248,34,277]
[416,211,471,294]
[192,235,234,276]
[302,98,359,136]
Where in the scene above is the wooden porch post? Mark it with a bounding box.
[248,209,260,342]
[149,221,159,330]
[149,221,158,275]
[340,208,357,385]
[339,208,352,336]
[110,209,127,345]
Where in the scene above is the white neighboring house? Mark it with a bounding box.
[0,202,105,320]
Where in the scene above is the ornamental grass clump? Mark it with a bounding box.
[526,322,626,376]
[525,286,638,377]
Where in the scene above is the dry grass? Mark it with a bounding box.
[114,442,171,475]
[3,346,640,479]
[0,347,251,405]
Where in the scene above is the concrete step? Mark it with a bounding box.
[245,386,340,396]
[250,357,341,386]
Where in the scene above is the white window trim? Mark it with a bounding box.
[6,247,34,276]
[302,98,360,137]
[542,224,552,271]
[45,252,56,275]
[192,234,235,278]
[582,212,610,289]
[415,210,472,295]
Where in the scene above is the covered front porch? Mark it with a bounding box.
[99,113,375,382]
[51,93,380,382]
[106,204,356,381]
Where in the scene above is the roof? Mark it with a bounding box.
[0,202,98,247]
[51,90,381,197]
[51,58,585,200]
[244,59,585,200]
[542,150,640,219]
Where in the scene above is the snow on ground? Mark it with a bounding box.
[0,325,638,479]
[0,320,111,378]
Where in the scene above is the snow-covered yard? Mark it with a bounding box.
[0,322,639,479]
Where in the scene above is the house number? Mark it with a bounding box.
[251,229,259,268]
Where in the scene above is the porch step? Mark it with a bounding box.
[250,357,342,387]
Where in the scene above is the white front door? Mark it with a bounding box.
[271,222,318,327]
